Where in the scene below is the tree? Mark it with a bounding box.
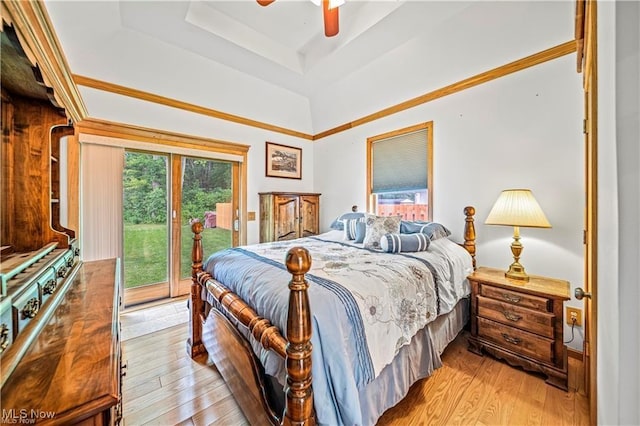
[123,153,232,225]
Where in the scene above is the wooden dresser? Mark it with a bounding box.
[259,192,321,243]
[467,266,570,390]
[1,258,123,425]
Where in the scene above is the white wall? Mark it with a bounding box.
[78,87,314,246]
[614,1,640,422]
[597,1,640,425]
[45,1,314,134]
[310,1,575,133]
[314,55,585,350]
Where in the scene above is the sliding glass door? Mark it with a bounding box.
[179,157,233,278]
[123,151,170,305]
[123,151,238,306]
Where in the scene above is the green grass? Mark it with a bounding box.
[123,224,231,288]
[179,224,231,278]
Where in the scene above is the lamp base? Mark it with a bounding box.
[505,262,529,281]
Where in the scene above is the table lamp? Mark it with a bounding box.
[485,189,551,281]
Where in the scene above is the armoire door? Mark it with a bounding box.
[275,194,300,241]
[300,195,320,238]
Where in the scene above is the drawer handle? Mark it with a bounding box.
[21,298,40,319]
[502,293,521,303]
[43,278,58,295]
[57,266,68,278]
[1,323,9,352]
[502,311,522,322]
[502,333,521,345]
[74,247,80,257]
[66,258,74,268]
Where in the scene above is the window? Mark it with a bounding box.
[79,121,248,307]
[122,151,239,306]
[367,122,433,221]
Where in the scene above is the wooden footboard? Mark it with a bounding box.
[187,207,476,425]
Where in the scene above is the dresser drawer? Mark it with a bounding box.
[478,317,554,364]
[481,285,550,311]
[36,267,58,307]
[477,295,555,338]
[12,283,41,335]
[53,249,75,282]
[1,298,14,354]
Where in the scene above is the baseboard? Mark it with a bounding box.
[567,347,583,360]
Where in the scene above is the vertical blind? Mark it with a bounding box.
[371,128,428,193]
[81,143,124,262]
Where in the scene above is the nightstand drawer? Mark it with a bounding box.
[477,295,555,338]
[478,317,554,364]
[481,286,550,311]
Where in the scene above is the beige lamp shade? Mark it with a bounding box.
[485,189,551,228]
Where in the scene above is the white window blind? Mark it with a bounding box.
[371,128,428,193]
[81,143,124,262]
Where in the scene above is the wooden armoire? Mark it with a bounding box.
[259,192,321,243]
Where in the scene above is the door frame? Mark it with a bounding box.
[576,0,598,424]
[77,118,249,305]
[123,150,172,306]
[171,156,242,297]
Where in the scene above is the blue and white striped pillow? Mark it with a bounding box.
[380,233,431,253]
[343,217,366,241]
[399,221,451,241]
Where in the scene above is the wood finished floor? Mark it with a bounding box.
[121,299,590,426]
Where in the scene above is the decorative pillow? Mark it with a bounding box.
[399,220,451,241]
[343,217,366,240]
[363,214,401,250]
[330,212,365,230]
[354,221,367,244]
[380,233,431,253]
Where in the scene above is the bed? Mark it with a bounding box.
[187,206,477,425]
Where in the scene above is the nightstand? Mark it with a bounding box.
[467,266,570,390]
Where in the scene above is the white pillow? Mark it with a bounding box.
[362,214,401,250]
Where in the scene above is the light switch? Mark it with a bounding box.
[248,211,256,221]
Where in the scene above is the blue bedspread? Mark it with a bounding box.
[203,232,472,425]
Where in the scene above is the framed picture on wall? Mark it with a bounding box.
[265,142,302,179]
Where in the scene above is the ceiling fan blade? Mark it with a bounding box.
[257,0,275,6]
[322,0,339,37]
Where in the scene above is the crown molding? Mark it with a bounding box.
[313,40,577,140]
[73,75,314,141]
[74,40,576,142]
[1,0,88,123]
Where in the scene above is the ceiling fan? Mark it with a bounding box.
[256,0,345,37]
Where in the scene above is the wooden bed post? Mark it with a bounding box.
[187,220,205,357]
[464,206,477,269]
[283,247,315,426]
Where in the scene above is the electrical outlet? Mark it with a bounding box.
[566,307,582,327]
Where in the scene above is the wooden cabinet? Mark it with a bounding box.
[1,19,79,271]
[467,267,570,390]
[259,192,321,243]
[1,259,123,425]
